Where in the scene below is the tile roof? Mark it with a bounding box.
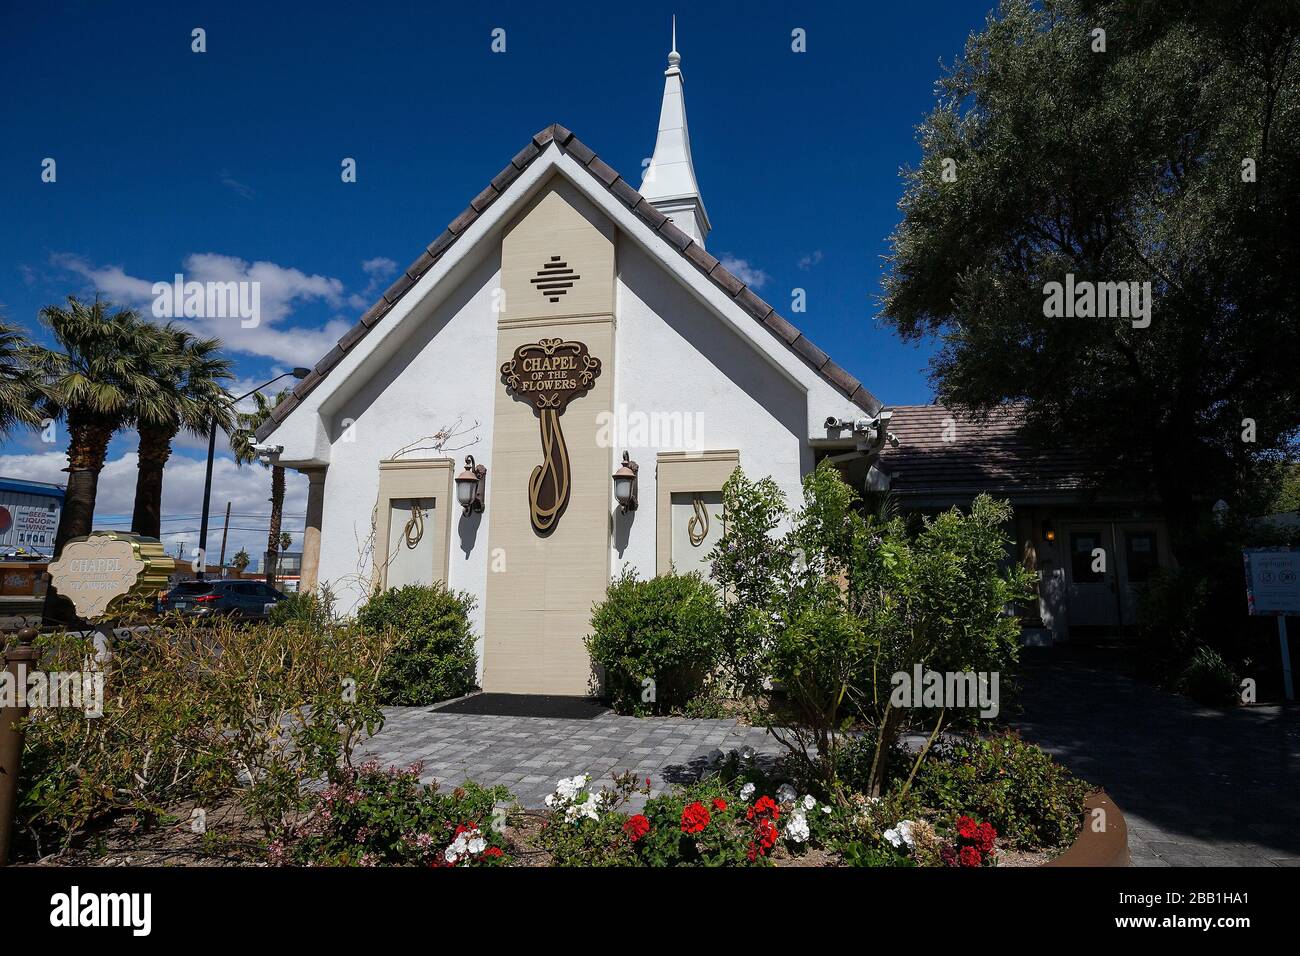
[876,402,1108,501]
[256,123,880,442]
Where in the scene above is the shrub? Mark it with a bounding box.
[905,733,1090,850]
[273,761,511,866]
[268,585,336,628]
[17,614,396,854]
[585,569,723,715]
[357,583,479,705]
[709,462,1034,795]
[1179,645,1241,707]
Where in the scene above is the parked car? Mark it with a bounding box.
[158,579,287,619]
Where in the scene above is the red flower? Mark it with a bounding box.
[483,846,503,859]
[680,801,711,834]
[958,845,983,868]
[747,796,780,821]
[975,822,997,854]
[712,798,728,812]
[956,815,978,840]
[623,814,651,843]
[747,818,780,860]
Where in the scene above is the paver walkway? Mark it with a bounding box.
[354,647,1299,865]
[353,705,781,810]
[1011,646,1300,867]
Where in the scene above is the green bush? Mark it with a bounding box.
[905,733,1090,850]
[585,569,723,715]
[274,761,510,867]
[18,615,396,855]
[268,585,335,628]
[358,584,479,705]
[1179,645,1241,707]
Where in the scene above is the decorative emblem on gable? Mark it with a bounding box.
[529,256,581,303]
[501,338,602,534]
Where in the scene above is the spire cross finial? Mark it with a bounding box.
[668,15,680,67]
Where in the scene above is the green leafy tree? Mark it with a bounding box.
[710,463,1033,796]
[880,0,1300,562]
[130,325,233,539]
[231,548,251,574]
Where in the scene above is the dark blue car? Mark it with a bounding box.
[158,579,287,619]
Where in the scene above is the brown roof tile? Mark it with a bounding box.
[876,403,1105,500]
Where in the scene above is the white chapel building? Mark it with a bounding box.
[256,36,891,695]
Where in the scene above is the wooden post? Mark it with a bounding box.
[0,628,39,866]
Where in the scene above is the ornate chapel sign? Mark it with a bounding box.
[47,531,175,621]
[501,338,602,534]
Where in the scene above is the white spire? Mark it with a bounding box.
[641,16,711,246]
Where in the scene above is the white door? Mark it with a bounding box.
[1062,525,1121,628]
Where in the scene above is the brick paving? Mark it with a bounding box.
[1011,646,1300,867]
[353,705,781,810]
[354,647,1300,866]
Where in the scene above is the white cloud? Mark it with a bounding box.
[349,256,401,309]
[52,252,352,366]
[797,250,824,271]
[0,449,308,570]
[718,255,770,289]
[361,257,398,278]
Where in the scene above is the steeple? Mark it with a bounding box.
[641,16,711,246]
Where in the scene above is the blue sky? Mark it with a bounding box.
[0,0,993,558]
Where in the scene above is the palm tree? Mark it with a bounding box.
[231,389,289,587]
[0,318,43,437]
[29,297,168,622]
[129,325,233,539]
[231,548,251,575]
[30,298,167,546]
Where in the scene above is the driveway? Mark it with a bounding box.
[1011,645,1300,866]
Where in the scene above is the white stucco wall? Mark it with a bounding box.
[278,160,878,683]
[610,238,814,576]
[315,249,502,665]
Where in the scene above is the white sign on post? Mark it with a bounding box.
[1243,547,1299,701]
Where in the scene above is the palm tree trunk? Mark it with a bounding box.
[131,424,175,540]
[43,410,117,625]
[264,465,285,587]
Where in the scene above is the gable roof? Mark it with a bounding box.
[876,403,1109,503]
[256,123,879,442]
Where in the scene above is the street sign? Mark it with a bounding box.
[1243,547,1299,701]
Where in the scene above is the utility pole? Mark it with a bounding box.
[217,501,232,578]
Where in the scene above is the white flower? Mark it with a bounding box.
[784,811,810,844]
[821,805,833,815]
[884,820,917,849]
[776,784,797,805]
[740,782,756,800]
[467,835,486,855]
[802,794,817,811]
[444,847,460,863]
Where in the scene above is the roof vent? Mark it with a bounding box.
[530,255,581,303]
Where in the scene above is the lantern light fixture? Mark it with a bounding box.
[456,455,487,515]
[1041,520,1056,543]
[613,451,639,513]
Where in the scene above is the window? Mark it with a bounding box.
[1070,531,1105,583]
[1124,531,1159,583]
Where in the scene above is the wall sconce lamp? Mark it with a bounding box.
[1041,520,1056,543]
[455,455,487,515]
[613,452,639,513]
